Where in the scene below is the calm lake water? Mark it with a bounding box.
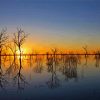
[0,54,100,100]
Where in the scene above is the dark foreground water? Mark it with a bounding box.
[0,54,100,100]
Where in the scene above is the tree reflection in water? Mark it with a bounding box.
[13,56,28,93]
[95,51,100,67]
[0,54,99,92]
[60,55,79,81]
[4,55,29,93]
[46,54,60,89]
[33,55,44,73]
[0,56,8,90]
[0,69,8,90]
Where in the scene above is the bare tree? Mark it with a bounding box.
[11,28,29,92]
[13,28,28,89]
[82,45,88,55]
[13,28,28,60]
[0,28,8,72]
[51,48,58,62]
[82,45,88,66]
[0,28,8,90]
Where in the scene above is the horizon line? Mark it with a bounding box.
[1,53,100,56]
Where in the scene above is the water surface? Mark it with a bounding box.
[0,54,100,100]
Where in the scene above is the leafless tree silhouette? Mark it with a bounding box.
[82,45,88,65]
[12,28,29,92]
[0,28,8,74]
[13,28,28,60]
[94,51,100,67]
[82,45,88,56]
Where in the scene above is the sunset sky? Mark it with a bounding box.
[0,0,100,53]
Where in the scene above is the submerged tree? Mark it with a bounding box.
[82,45,88,55]
[0,28,8,90]
[13,28,28,61]
[0,28,8,72]
[82,45,88,65]
[61,55,78,81]
[94,51,100,67]
[46,54,60,89]
[12,28,28,92]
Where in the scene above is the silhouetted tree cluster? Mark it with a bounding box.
[0,28,8,72]
[94,51,100,67]
[0,28,28,91]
